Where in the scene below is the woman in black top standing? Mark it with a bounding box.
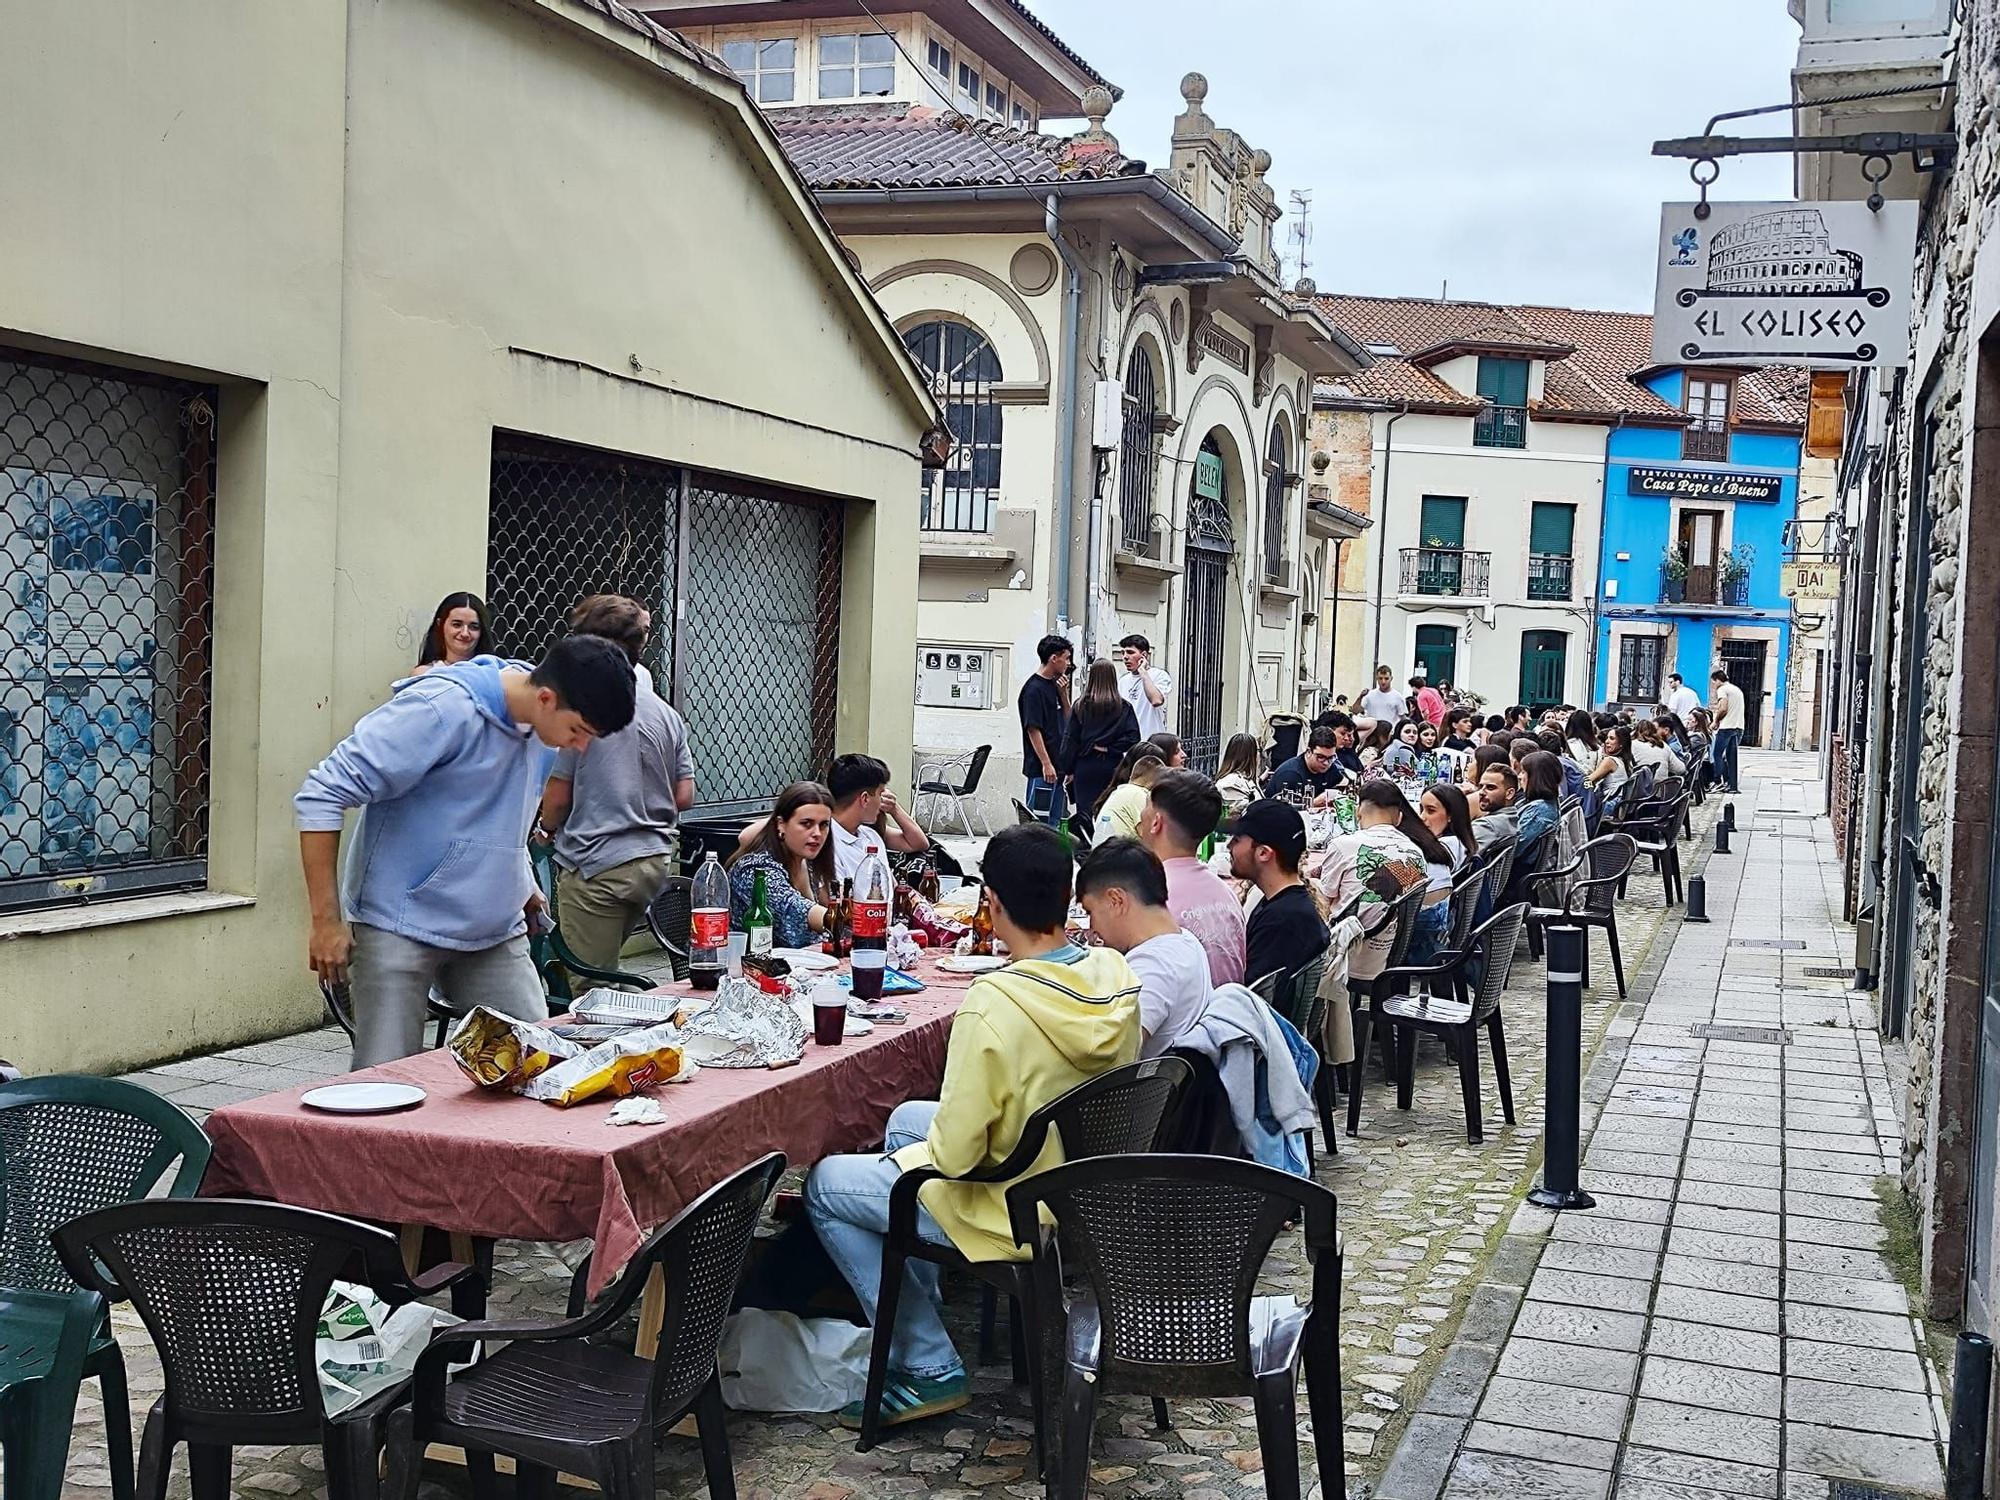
[1061,659,1141,841]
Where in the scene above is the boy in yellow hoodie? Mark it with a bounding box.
[804,823,1140,1430]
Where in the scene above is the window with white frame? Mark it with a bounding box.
[984,81,1006,119]
[818,32,895,99]
[720,38,796,103]
[926,37,952,90]
[1011,100,1034,128]
[956,61,981,112]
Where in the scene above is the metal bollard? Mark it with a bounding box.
[1529,926,1596,1211]
[1715,822,1731,854]
[1947,1331,1993,1500]
[1685,874,1710,923]
[1722,800,1736,831]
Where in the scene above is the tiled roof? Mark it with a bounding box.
[773,103,1144,189]
[1312,294,1806,431]
[994,0,1114,93]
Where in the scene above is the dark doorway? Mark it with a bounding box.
[1719,639,1768,748]
[1519,630,1568,711]
[1414,624,1458,692]
[1179,435,1233,773]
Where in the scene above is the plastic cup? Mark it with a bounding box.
[814,993,847,1046]
[725,933,747,977]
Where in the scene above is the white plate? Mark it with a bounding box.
[938,954,1006,974]
[773,948,838,971]
[300,1082,427,1115]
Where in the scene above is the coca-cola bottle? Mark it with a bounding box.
[689,852,730,991]
[850,849,892,1001]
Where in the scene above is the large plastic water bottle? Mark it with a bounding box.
[690,852,730,991]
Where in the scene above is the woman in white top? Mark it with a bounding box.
[1630,719,1686,778]
[1563,708,1601,773]
[1214,732,1265,817]
[1586,723,1636,804]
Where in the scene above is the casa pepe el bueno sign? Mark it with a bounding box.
[1652,200,1917,370]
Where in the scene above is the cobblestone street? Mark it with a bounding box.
[64,800,1705,1500]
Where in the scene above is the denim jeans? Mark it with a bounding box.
[803,1100,965,1382]
[1025,776,1068,828]
[1712,728,1743,791]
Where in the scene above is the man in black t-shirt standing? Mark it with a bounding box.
[1227,800,1330,988]
[1264,726,1355,806]
[1018,634,1074,827]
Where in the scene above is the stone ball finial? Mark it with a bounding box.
[1294,275,1317,298]
[1082,85,1114,124]
[1252,148,1273,178]
[1311,448,1332,474]
[1181,73,1209,105]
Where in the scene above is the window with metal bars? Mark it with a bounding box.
[902,321,1002,533]
[1684,375,1733,461]
[1117,348,1159,552]
[0,348,216,914]
[485,434,842,814]
[1617,635,1666,704]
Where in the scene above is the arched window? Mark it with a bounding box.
[1118,347,1159,551]
[1262,420,1290,584]
[902,321,1002,533]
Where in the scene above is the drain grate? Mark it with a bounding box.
[1829,1481,1933,1500]
[1802,965,1852,979]
[1692,1022,1793,1044]
[1731,938,1806,949]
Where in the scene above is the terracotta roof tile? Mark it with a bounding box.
[1311,294,1804,431]
[772,102,1144,190]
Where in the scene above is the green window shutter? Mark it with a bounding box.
[1419,495,1466,549]
[1528,502,1574,556]
[1476,357,1529,408]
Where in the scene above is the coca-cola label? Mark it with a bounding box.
[691,909,729,946]
[852,899,889,939]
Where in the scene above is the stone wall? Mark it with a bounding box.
[1876,0,2000,1316]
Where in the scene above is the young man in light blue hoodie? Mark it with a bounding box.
[295,635,637,1068]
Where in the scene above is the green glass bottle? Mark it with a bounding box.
[746,868,775,958]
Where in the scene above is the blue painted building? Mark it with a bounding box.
[1594,368,1805,746]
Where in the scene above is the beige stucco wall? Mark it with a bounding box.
[0,0,933,1074]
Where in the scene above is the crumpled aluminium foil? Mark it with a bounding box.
[674,977,809,1068]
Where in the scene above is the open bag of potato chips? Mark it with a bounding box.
[446,1007,686,1107]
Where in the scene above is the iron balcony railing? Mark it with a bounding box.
[1399,546,1491,598]
[1473,403,1527,449]
[1527,553,1573,601]
[1661,563,1750,607]
[1682,425,1731,461]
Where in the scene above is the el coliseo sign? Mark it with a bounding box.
[1653,201,1917,369]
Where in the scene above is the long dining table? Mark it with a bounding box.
[202,955,983,1347]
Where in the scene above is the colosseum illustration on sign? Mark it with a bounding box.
[1677,209,1889,306]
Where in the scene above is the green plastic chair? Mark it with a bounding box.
[0,1285,104,1500]
[0,1076,212,1500]
[529,844,655,1003]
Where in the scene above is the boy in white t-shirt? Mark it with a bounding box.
[1076,835,1214,1058]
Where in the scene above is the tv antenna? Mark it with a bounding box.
[1286,188,1314,285]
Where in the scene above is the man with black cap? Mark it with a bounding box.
[1226,799,1330,988]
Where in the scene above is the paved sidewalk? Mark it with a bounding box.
[1380,750,1949,1500]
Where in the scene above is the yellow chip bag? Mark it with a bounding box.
[446,1008,580,1089]
[517,1023,685,1108]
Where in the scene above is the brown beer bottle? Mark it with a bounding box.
[827,879,852,958]
[969,887,995,957]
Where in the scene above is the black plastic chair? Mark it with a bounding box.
[0,1075,214,1500]
[530,844,655,1000]
[856,1058,1193,1461]
[645,874,694,983]
[1620,794,1690,906]
[52,1198,480,1500]
[1527,834,1638,997]
[1368,903,1531,1144]
[384,1152,784,1500]
[321,980,457,1051]
[1005,1155,1345,1500]
[1342,881,1430,1136]
[1476,833,1518,907]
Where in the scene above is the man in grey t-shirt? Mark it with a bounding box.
[536,597,696,970]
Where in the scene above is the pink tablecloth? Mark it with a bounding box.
[203,960,977,1295]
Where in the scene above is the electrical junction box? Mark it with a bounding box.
[916,645,995,709]
[1091,379,1124,450]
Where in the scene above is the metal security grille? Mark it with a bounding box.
[1617,635,1665,703]
[903,321,1000,534]
[1261,423,1287,583]
[680,479,842,810]
[1118,349,1158,552]
[1179,436,1233,775]
[0,348,216,914]
[485,435,840,814]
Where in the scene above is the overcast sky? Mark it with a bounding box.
[1027,1,1802,312]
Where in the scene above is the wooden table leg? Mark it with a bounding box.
[635,1264,666,1360]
